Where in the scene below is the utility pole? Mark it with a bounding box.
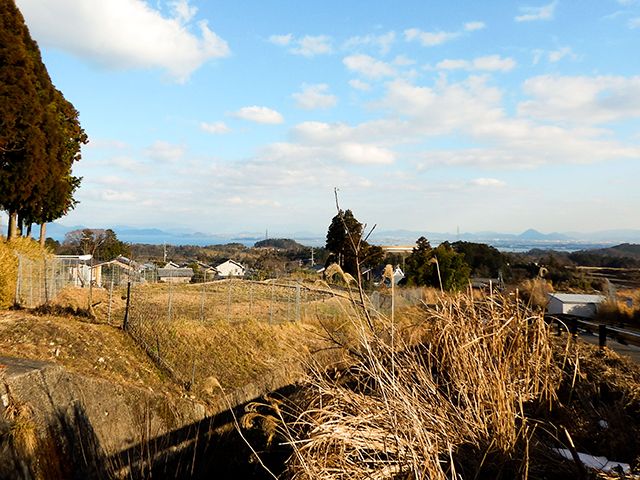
[310,247,315,266]
[163,243,167,263]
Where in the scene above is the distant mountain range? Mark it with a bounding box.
[43,223,640,252]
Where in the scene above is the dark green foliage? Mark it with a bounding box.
[569,244,640,268]
[0,0,85,237]
[44,237,60,251]
[325,209,380,276]
[451,241,507,278]
[406,238,470,291]
[254,238,305,251]
[60,229,130,261]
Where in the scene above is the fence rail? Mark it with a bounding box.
[546,314,640,349]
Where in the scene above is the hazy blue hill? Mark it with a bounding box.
[518,229,569,241]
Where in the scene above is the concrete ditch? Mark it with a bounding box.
[0,355,302,479]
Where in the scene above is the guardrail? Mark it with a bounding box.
[546,314,640,349]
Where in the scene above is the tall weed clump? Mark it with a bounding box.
[0,237,49,308]
[281,294,564,479]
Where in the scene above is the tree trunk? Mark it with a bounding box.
[39,223,46,247]
[16,212,23,237]
[7,211,18,241]
[25,223,32,239]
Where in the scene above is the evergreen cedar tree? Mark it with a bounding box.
[0,0,86,243]
[406,236,471,291]
[325,209,384,277]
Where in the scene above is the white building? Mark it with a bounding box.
[546,293,606,318]
[215,260,246,278]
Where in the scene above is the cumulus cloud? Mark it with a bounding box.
[232,106,284,124]
[337,143,395,165]
[268,33,332,56]
[144,141,185,162]
[436,55,516,72]
[464,21,486,31]
[292,84,338,110]
[15,0,230,82]
[169,0,197,24]
[349,79,372,91]
[343,54,396,78]
[290,35,332,56]
[200,121,231,134]
[548,46,577,62]
[343,31,395,55]
[101,189,138,202]
[515,1,557,22]
[468,178,506,188]
[404,28,460,46]
[268,33,293,46]
[518,75,640,124]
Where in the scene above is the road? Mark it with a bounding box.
[579,331,640,363]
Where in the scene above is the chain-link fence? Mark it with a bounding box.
[13,256,428,390]
[14,255,87,308]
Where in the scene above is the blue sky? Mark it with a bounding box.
[7,0,640,235]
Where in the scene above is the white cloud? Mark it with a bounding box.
[515,1,558,22]
[292,84,337,110]
[393,55,416,66]
[519,75,640,124]
[100,189,138,202]
[232,106,284,124]
[225,197,282,208]
[269,33,293,46]
[343,31,395,55]
[343,54,396,78]
[15,0,230,82]
[144,141,185,162]
[436,55,516,72]
[404,28,459,46]
[548,46,576,62]
[349,79,372,91]
[102,156,149,173]
[468,178,506,188]
[169,0,197,24]
[464,21,486,31]
[337,143,395,165]
[200,121,231,134]
[86,139,128,150]
[629,17,640,28]
[290,35,332,56]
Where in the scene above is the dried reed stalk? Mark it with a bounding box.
[281,293,565,479]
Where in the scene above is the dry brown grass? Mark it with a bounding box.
[0,237,50,309]
[124,280,356,395]
[518,278,554,310]
[276,293,571,479]
[596,288,640,327]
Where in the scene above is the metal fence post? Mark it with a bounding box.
[295,284,301,322]
[123,281,131,331]
[168,280,173,322]
[269,281,274,325]
[200,282,205,322]
[599,324,607,348]
[29,260,34,307]
[107,278,114,325]
[227,280,232,322]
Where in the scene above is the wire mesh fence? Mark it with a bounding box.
[13,256,428,390]
[14,254,88,308]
